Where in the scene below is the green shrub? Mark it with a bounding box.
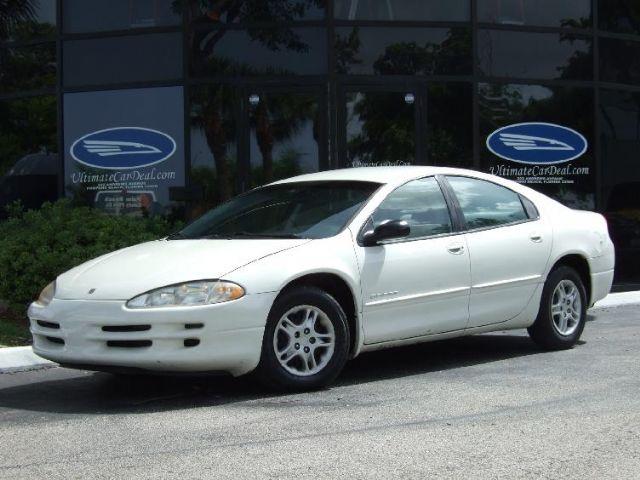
[0,200,180,318]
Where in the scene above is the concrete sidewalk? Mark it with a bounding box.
[0,346,54,373]
[1,290,638,373]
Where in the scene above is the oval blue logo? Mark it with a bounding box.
[70,127,176,170]
[486,122,587,165]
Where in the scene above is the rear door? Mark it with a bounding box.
[443,176,552,328]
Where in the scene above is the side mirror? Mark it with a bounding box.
[362,220,411,247]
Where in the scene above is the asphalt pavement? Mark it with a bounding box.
[0,305,638,479]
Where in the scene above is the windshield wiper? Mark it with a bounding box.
[166,232,187,240]
[228,232,304,239]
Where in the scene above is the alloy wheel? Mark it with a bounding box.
[551,279,582,336]
[272,305,336,376]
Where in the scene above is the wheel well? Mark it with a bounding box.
[278,273,358,355]
[551,254,591,303]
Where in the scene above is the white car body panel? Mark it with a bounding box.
[355,234,471,343]
[29,166,615,376]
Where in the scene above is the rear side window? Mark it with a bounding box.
[520,194,540,219]
[446,176,527,229]
[372,177,452,240]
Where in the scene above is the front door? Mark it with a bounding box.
[188,83,327,211]
[353,176,471,344]
[241,85,328,190]
[337,85,426,168]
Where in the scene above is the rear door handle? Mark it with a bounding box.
[447,243,465,255]
[530,232,543,243]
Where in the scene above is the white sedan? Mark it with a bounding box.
[29,167,615,390]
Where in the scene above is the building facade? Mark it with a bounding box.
[1,0,640,286]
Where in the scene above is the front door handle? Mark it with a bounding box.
[447,243,465,255]
[530,232,543,243]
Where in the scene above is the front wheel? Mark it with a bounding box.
[255,286,350,391]
[528,266,587,350]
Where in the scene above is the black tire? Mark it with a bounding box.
[528,266,587,350]
[255,286,350,391]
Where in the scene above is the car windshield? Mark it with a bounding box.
[173,181,380,240]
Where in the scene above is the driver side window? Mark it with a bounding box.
[372,177,452,240]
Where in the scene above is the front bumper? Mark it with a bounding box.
[28,292,277,377]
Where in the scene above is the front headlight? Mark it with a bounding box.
[37,281,56,306]
[126,280,245,309]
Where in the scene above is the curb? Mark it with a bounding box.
[0,292,638,373]
[592,291,640,310]
[0,346,55,374]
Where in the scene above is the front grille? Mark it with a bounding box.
[184,338,200,348]
[106,340,152,348]
[38,320,60,329]
[45,336,65,345]
[102,325,151,332]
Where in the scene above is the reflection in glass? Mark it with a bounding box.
[190,85,238,218]
[599,0,640,35]
[0,43,56,94]
[63,0,181,33]
[0,0,56,41]
[335,27,472,75]
[191,27,327,76]
[0,96,58,216]
[427,83,473,167]
[600,89,640,284]
[186,0,326,25]
[600,38,640,86]
[248,93,321,188]
[345,91,415,167]
[479,83,594,209]
[63,33,182,87]
[446,176,527,228]
[334,0,469,21]
[478,0,591,28]
[372,177,452,239]
[478,30,592,80]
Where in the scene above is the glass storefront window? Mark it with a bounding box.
[478,30,592,80]
[344,91,416,167]
[479,83,595,210]
[64,87,185,217]
[1,0,57,41]
[0,96,58,216]
[599,0,640,36]
[248,92,321,188]
[334,0,469,22]
[477,0,591,28]
[600,89,640,284]
[427,83,472,168]
[190,27,327,77]
[63,33,182,87]
[0,43,56,94]
[63,0,181,33]
[600,38,640,86]
[189,85,239,218]
[335,27,472,75]
[187,0,326,25]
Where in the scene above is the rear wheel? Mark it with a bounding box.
[255,286,350,391]
[528,266,587,350]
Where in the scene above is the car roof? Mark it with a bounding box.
[271,166,486,186]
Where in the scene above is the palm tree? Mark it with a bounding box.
[0,0,37,39]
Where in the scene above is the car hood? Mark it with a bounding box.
[55,238,310,300]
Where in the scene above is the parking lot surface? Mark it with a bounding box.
[1,305,639,479]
